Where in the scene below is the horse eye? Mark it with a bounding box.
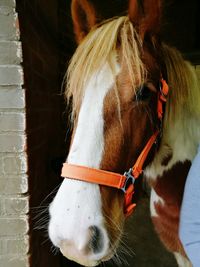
[136,85,151,101]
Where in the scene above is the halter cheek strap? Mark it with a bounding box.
[61,79,169,217]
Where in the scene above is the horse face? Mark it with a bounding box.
[48,56,121,266]
[48,1,162,266]
[49,50,159,267]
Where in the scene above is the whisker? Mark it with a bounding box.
[32,207,49,220]
[51,244,60,256]
[31,184,61,233]
[33,212,50,230]
[41,237,51,246]
[119,237,135,256]
[38,184,61,207]
[117,244,135,259]
[31,205,49,209]
[103,213,124,236]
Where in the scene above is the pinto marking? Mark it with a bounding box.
[150,188,165,217]
[174,252,192,267]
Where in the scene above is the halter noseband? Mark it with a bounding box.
[61,79,169,217]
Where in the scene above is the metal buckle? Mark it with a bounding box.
[121,168,135,193]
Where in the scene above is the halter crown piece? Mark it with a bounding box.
[61,79,169,217]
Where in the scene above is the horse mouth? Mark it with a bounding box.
[101,252,114,262]
[60,245,116,267]
[100,243,118,262]
[60,248,100,267]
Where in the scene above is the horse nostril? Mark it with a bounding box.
[88,225,104,254]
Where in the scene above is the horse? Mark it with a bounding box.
[48,0,200,266]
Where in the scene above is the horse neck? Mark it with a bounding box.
[144,44,200,182]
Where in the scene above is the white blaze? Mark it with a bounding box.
[49,55,120,259]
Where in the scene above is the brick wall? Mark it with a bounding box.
[0,0,73,266]
[0,0,29,267]
[16,1,74,267]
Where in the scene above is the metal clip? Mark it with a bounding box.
[121,168,135,193]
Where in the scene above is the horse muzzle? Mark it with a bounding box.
[52,224,112,266]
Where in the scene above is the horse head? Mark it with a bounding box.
[48,0,200,266]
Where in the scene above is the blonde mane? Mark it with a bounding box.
[161,44,200,147]
[145,44,200,180]
[162,44,200,123]
[65,16,145,119]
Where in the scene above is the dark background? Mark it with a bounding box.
[16,0,199,266]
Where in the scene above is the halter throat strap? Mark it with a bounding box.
[61,79,169,217]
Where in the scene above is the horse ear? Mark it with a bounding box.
[71,0,98,43]
[128,0,162,39]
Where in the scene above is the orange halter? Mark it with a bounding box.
[61,79,169,217]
